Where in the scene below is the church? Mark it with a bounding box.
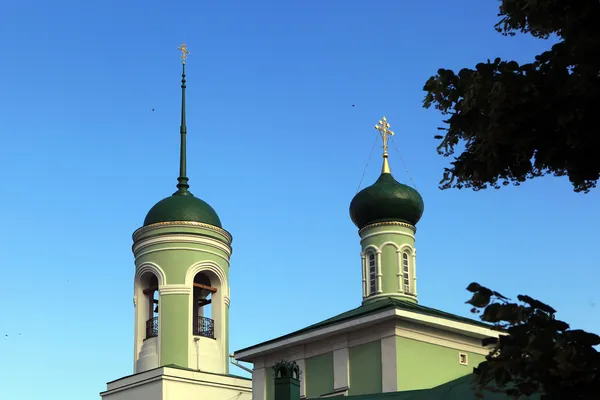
[100,45,521,400]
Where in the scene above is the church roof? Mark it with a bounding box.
[234,297,499,357]
[307,375,538,399]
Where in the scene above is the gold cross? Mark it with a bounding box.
[178,44,190,64]
[374,116,394,156]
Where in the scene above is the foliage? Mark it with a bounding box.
[423,0,600,193]
[466,282,600,399]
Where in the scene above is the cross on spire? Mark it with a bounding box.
[374,116,394,174]
[178,43,190,64]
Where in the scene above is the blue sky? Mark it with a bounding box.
[1,0,599,399]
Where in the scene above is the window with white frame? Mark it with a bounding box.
[402,252,410,293]
[368,252,377,295]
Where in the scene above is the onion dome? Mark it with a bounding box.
[349,116,424,229]
[349,171,424,229]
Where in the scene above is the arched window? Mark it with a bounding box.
[368,252,377,296]
[402,252,410,293]
[140,273,159,339]
[193,273,217,339]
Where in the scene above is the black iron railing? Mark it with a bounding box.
[146,316,158,339]
[193,316,215,339]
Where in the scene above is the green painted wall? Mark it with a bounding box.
[396,337,486,390]
[349,341,382,395]
[266,367,274,400]
[381,245,398,294]
[305,352,334,398]
[361,224,417,303]
[160,294,190,367]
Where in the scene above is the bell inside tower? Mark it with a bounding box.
[193,273,217,338]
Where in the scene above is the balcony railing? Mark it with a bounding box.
[193,316,215,339]
[146,317,158,339]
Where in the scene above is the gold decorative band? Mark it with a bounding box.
[358,221,416,235]
[133,221,232,243]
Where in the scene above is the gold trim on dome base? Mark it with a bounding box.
[359,221,416,235]
[133,221,232,243]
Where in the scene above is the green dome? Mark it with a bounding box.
[144,193,222,227]
[350,173,424,229]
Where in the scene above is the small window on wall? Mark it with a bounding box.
[368,252,377,296]
[459,353,468,366]
[402,252,410,293]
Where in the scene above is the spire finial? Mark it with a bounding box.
[374,116,394,174]
[175,43,192,196]
[178,43,190,64]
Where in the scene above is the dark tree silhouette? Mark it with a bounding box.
[466,283,600,399]
[424,0,600,193]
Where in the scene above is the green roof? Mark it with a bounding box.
[144,192,222,227]
[350,172,425,229]
[235,297,498,355]
[308,375,538,399]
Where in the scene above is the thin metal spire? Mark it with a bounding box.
[175,44,191,195]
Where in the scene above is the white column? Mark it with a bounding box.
[361,254,367,299]
[252,367,267,400]
[381,336,398,392]
[396,250,403,293]
[333,348,349,391]
[376,250,383,294]
[296,358,307,398]
[412,249,418,297]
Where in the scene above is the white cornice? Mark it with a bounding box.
[234,307,500,361]
[359,221,416,236]
[133,221,232,243]
[133,234,232,258]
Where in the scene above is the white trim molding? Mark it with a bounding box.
[133,234,232,258]
[159,284,192,296]
[376,250,383,294]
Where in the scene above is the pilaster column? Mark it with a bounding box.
[381,336,398,392]
[361,254,367,298]
[333,348,349,391]
[252,367,267,400]
[376,250,383,294]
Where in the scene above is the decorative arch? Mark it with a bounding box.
[379,241,400,251]
[136,262,167,286]
[185,260,229,300]
[361,244,379,257]
[398,244,414,254]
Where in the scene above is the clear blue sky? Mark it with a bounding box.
[1,1,599,399]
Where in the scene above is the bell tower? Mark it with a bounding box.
[131,44,232,374]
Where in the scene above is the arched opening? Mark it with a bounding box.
[193,272,217,339]
[140,272,159,339]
